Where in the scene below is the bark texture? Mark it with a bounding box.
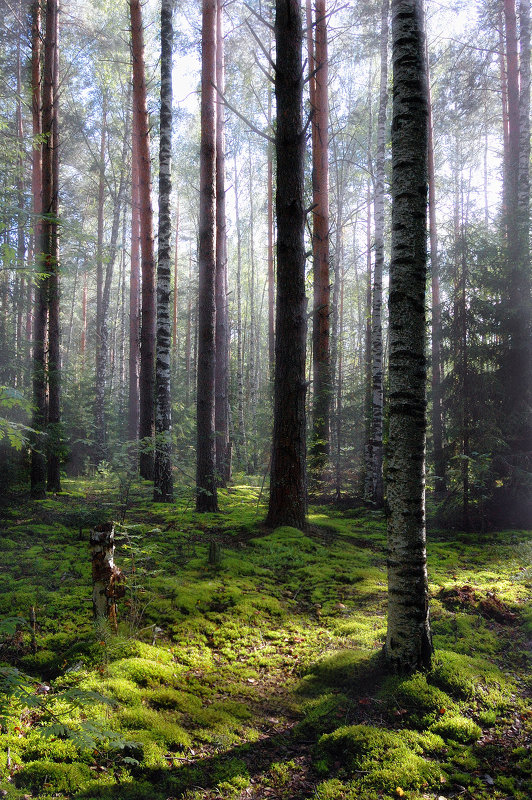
[30,0,47,497]
[309,0,332,487]
[130,0,156,480]
[154,0,174,502]
[196,0,219,512]
[266,0,307,530]
[368,0,389,507]
[90,523,125,632]
[385,0,432,673]
[128,105,140,442]
[214,0,230,485]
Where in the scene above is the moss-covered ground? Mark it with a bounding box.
[0,477,530,799]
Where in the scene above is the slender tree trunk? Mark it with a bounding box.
[267,78,275,379]
[234,154,247,467]
[427,42,445,496]
[309,0,331,487]
[30,0,47,497]
[94,97,107,459]
[16,16,26,384]
[154,0,174,502]
[368,0,389,508]
[247,142,258,474]
[185,246,192,407]
[46,0,60,493]
[385,0,432,674]
[363,176,373,500]
[215,0,230,485]
[130,0,156,479]
[128,103,140,442]
[173,199,179,367]
[266,0,307,529]
[196,0,219,512]
[81,270,87,360]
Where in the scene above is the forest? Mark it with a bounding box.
[0,0,530,798]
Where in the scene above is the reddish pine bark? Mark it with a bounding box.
[196,0,219,512]
[128,104,140,442]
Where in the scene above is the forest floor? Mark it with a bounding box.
[0,475,530,800]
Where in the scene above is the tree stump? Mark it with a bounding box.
[89,522,125,631]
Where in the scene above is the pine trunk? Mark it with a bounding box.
[266,0,307,529]
[385,0,432,674]
[215,0,230,485]
[130,0,156,480]
[309,0,331,487]
[196,0,219,512]
[30,0,47,497]
[154,0,174,502]
[128,103,140,442]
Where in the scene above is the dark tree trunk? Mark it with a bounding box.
[128,103,140,442]
[215,0,230,485]
[196,0,219,512]
[30,0,47,498]
[266,0,307,530]
[309,0,331,488]
[46,0,60,494]
[130,0,156,480]
[385,0,432,674]
[94,97,108,459]
[154,0,174,502]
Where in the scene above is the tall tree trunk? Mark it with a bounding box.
[368,0,389,508]
[309,0,331,488]
[215,0,230,485]
[385,0,432,674]
[94,96,107,459]
[130,0,156,480]
[128,102,140,442]
[16,14,26,384]
[30,0,47,497]
[247,142,258,474]
[185,246,192,407]
[234,154,247,467]
[266,0,307,529]
[427,42,445,496]
[363,176,373,500]
[196,0,219,512]
[173,199,179,368]
[267,78,275,379]
[154,0,174,502]
[46,0,60,493]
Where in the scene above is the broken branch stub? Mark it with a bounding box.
[89,522,125,631]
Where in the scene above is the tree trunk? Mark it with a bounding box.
[427,41,445,496]
[309,0,331,488]
[94,97,108,459]
[30,0,47,498]
[215,0,230,485]
[128,101,140,442]
[385,0,432,674]
[234,154,247,467]
[196,0,219,512]
[130,0,156,480]
[247,142,258,474]
[368,0,389,508]
[154,0,174,502]
[267,78,275,380]
[46,0,60,494]
[266,0,307,529]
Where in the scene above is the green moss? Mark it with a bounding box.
[430,649,512,706]
[297,693,352,736]
[380,671,456,728]
[211,757,250,792]
[430,715,482,743]
[106,657,176,687]
[314,778,354,799]
[116,706,192,748]
[14,760,92,794]
[317,725,445,793]
[143,687,202,713]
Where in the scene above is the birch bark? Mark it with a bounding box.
[154,0,174,502]
[385,0,432,673]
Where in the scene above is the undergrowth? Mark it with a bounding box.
[0,477,530,799]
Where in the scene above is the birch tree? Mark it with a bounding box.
[154,0,174,502]
[385,0,432,673]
